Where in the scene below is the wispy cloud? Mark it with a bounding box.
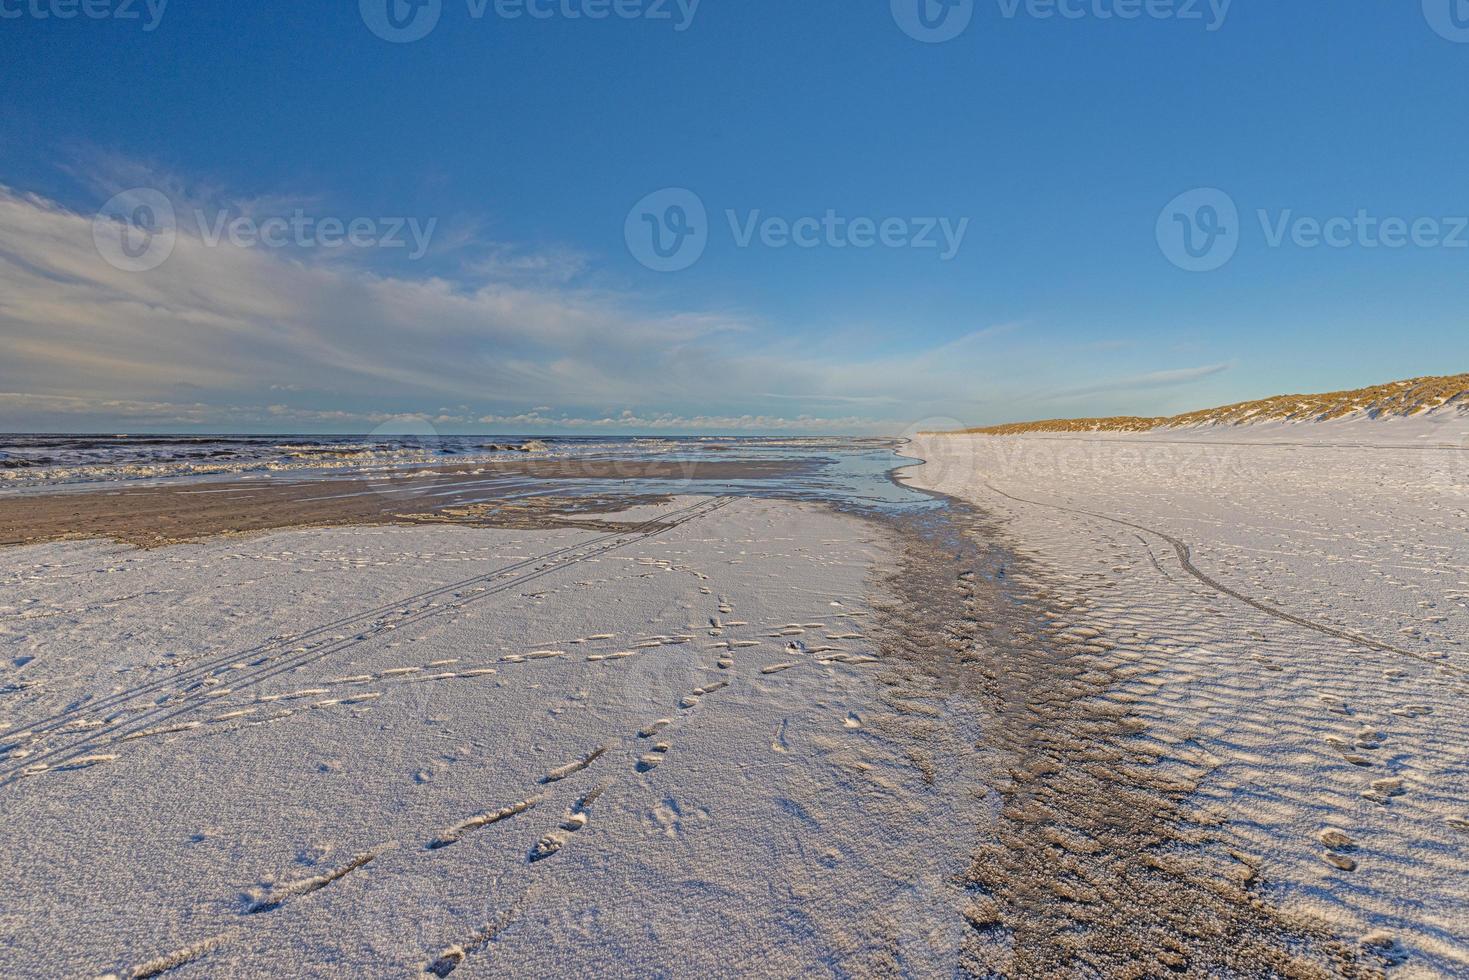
[0,167,1234,434]
[1047,363,1232,401]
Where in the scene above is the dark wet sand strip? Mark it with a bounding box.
[0,458,805,548]
[868,501,1388,977]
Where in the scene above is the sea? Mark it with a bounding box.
[0,434,940,515]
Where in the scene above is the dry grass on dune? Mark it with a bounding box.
[946,373,1469,435]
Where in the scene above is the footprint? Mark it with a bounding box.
[529,833,565,862]
[245,847,388,913]
[119,720,201,742]
[117,929,238,980]
[679,680,728,708]
[1354,728,1385,749]
[637,744,670,772]
[426,914,514,977]
[541,744,608,784]
[1359,932,1408,968]
[1362,777,1407,804]
[428,796,543,850]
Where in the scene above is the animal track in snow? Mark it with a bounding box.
[428,795,544,850]
[118,721,201,742]
[638,719,671,738]
[637,742,670,772]
[679,679,728,708]
[540,743,608,784]
[109,929,238,979]
[245,847,388,913]
[425,911,517,978]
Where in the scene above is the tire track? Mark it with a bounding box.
[5,497,718,741]
[0,497,732,785]
[981,482,1469,681]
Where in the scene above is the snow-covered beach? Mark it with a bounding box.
[0,493,983,977]
[904,425,1469,977]
[0,424,1465,977]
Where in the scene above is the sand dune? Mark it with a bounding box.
[951,372,1469,434]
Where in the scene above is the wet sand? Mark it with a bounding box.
[0,458,808,548]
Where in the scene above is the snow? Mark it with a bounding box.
[902,425,1469,976]
[0,496,978,977]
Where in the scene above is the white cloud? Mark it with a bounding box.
[0,174,1233,433]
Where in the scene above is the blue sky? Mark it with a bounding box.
[1,0,1466,433]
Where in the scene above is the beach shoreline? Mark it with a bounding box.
[903,431,1469,976]
[0,457,815,549]
[1,432,1463,975]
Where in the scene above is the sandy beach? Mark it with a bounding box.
[0,430,1465,977]
[904,427,1469,977]
[8,2,1466,974]
[0,483,986,977]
